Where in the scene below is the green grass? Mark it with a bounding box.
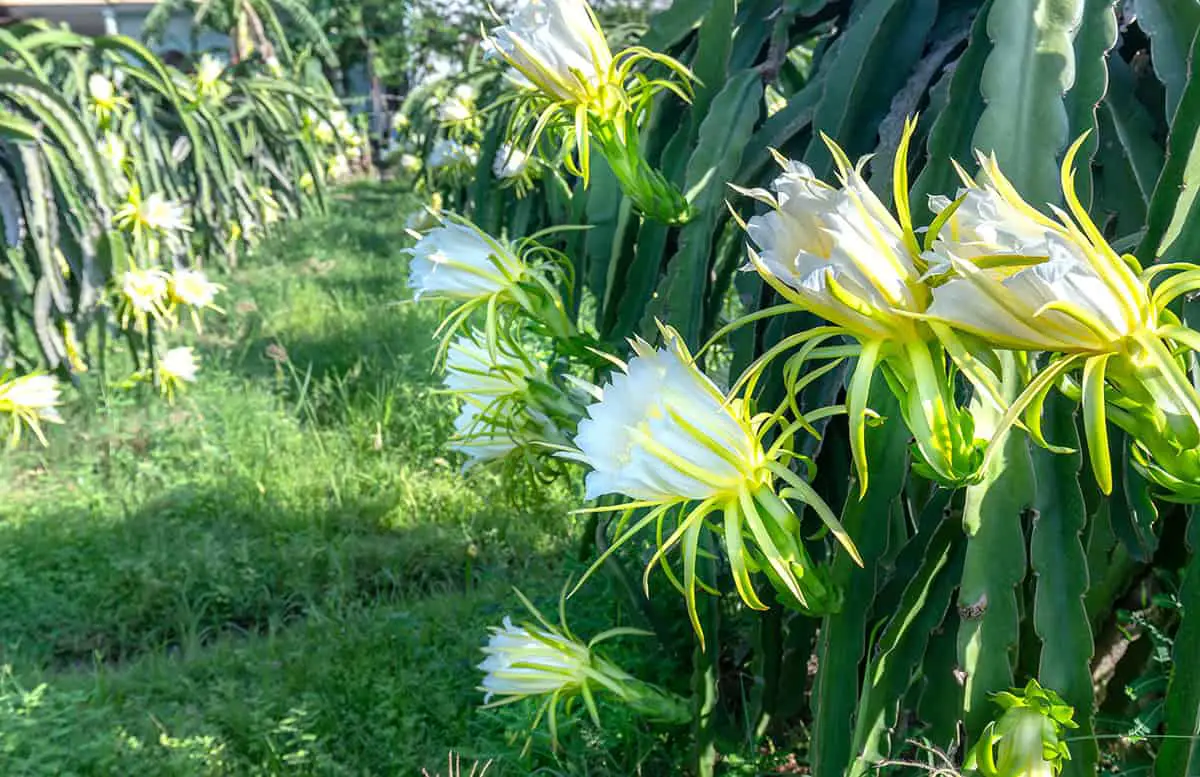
[0,182,688,775]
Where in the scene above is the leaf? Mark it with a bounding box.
[640,0,715,53]
[912,3,993,215]
[1156,523,1200,777]
[690,0,737,121]
[811,385,910,777]
[956,353,1035,742]
[641,70,763,348]
[971,0,1084,208]
[1100,56,1166,210]
[1063,0,1118,208]
[1131,0,1200,121]
[1030,393,1097,777]
[803,0,938,178]
[1138,30,1200,263]
[848,514,966,776]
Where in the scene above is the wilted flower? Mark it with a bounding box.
[119,267,171,330]
[406,220,525,302]
[563,327,851,641]
[966,680,1076,777]
[157,346,199,402]
[0,373,63,446]
[298,171,316,194]
[399,153,422,175]
[391,111,410,132]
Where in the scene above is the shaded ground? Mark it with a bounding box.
[0,182,683,775]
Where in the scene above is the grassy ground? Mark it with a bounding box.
[0,182,685,775]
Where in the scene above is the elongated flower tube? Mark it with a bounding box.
[478,592,688,747]
[966,680,1077,777]
[737,120,984,491]
[922,136,1200,497]
[0,373,63,446]
[485,0,696,224]
[562,326,855,645]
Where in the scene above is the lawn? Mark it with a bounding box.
[0,182,686,776]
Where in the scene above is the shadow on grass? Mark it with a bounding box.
[0,474,572,669]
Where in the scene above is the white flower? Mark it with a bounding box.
[327,153,351,179]
[399,153,422,174]
[438,97,473,123]
[0,374,63,425]
[743,159,922,339]
[487,0,613,105]
[169,268,219,308]
[444,332,535,397]
[406,221,525,300]
[88,73,115,104]
[493,144,530,180]
[122,268,169,314]
[565,335,764,502]
[159,346,199,384]
[428,139,477,171]
[452,83,478,103]
[122,193,188,234]
[923,167,1146,353]
[313,120,336,145]
[194,54,224,90]
[478,616,590,703]
[391,111,410,132]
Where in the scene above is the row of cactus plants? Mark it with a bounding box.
[0,19,370,441]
